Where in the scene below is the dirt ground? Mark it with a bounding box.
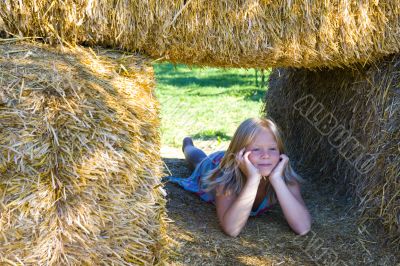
[160,143,399,266]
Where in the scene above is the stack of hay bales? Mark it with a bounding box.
[1,0,399,257]
[264,56,399,249]
[0,41,168,265]
[1,0,400,68]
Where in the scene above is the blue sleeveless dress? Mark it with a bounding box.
[165,151,274,216]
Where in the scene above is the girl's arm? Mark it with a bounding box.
[215,176,260,237]
[270,155,311,235]
[271,178,311,235]
[215,149,261,237]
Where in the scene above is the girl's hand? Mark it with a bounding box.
[236,148,261,182]
[269,154,289,184]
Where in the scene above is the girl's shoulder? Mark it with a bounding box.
[208,150,225,165]
[208,150,225,157]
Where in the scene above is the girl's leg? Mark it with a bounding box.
[182,137,207,170]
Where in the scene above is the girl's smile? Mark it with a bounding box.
[257,163,272,167]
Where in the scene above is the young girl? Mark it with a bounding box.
[166,117,311,237]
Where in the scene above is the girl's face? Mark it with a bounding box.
[246,127,280,176]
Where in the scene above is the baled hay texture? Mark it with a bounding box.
[264,56,399,250]
[0,42,168,265]
[1,0,400,68]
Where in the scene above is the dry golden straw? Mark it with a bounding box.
[0,41,169,265]
[0,0,400,68]
[264,56,400,251]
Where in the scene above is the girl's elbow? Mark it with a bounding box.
[221,224,241,237]
[295,212,312,235]
[296,226,311,236]
[223,227,240,237]
[225,231,240,238]
[294,221,311,236]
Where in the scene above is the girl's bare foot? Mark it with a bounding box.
[182,137,194,153]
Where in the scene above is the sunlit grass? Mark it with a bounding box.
[153,63,269,148]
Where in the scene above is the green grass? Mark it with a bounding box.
[153,63,269,148]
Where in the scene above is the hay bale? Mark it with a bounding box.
[0,41,168,265]
[1,0,400,68]
[264,55,399,250]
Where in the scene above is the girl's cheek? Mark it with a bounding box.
[249,154,256,164]
[248,153,255,161]
[273,155,280,165]
[248,155,257,165]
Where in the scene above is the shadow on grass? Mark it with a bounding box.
[156,75,254,89]
[187,88,266,102]
[154,63,269,102]
[192,130,231,141]
[153,63,185,75]
[154,63,240,78]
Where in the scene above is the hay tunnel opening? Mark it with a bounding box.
[154,63,398,265]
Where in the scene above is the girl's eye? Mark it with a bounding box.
[269,148,276,150]
[252,148,259,151]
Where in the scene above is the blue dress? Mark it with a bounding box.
[165,151,274,216]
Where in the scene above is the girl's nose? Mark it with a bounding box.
[260,150,270,158]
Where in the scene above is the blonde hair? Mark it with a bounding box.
[202,117,303,203]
